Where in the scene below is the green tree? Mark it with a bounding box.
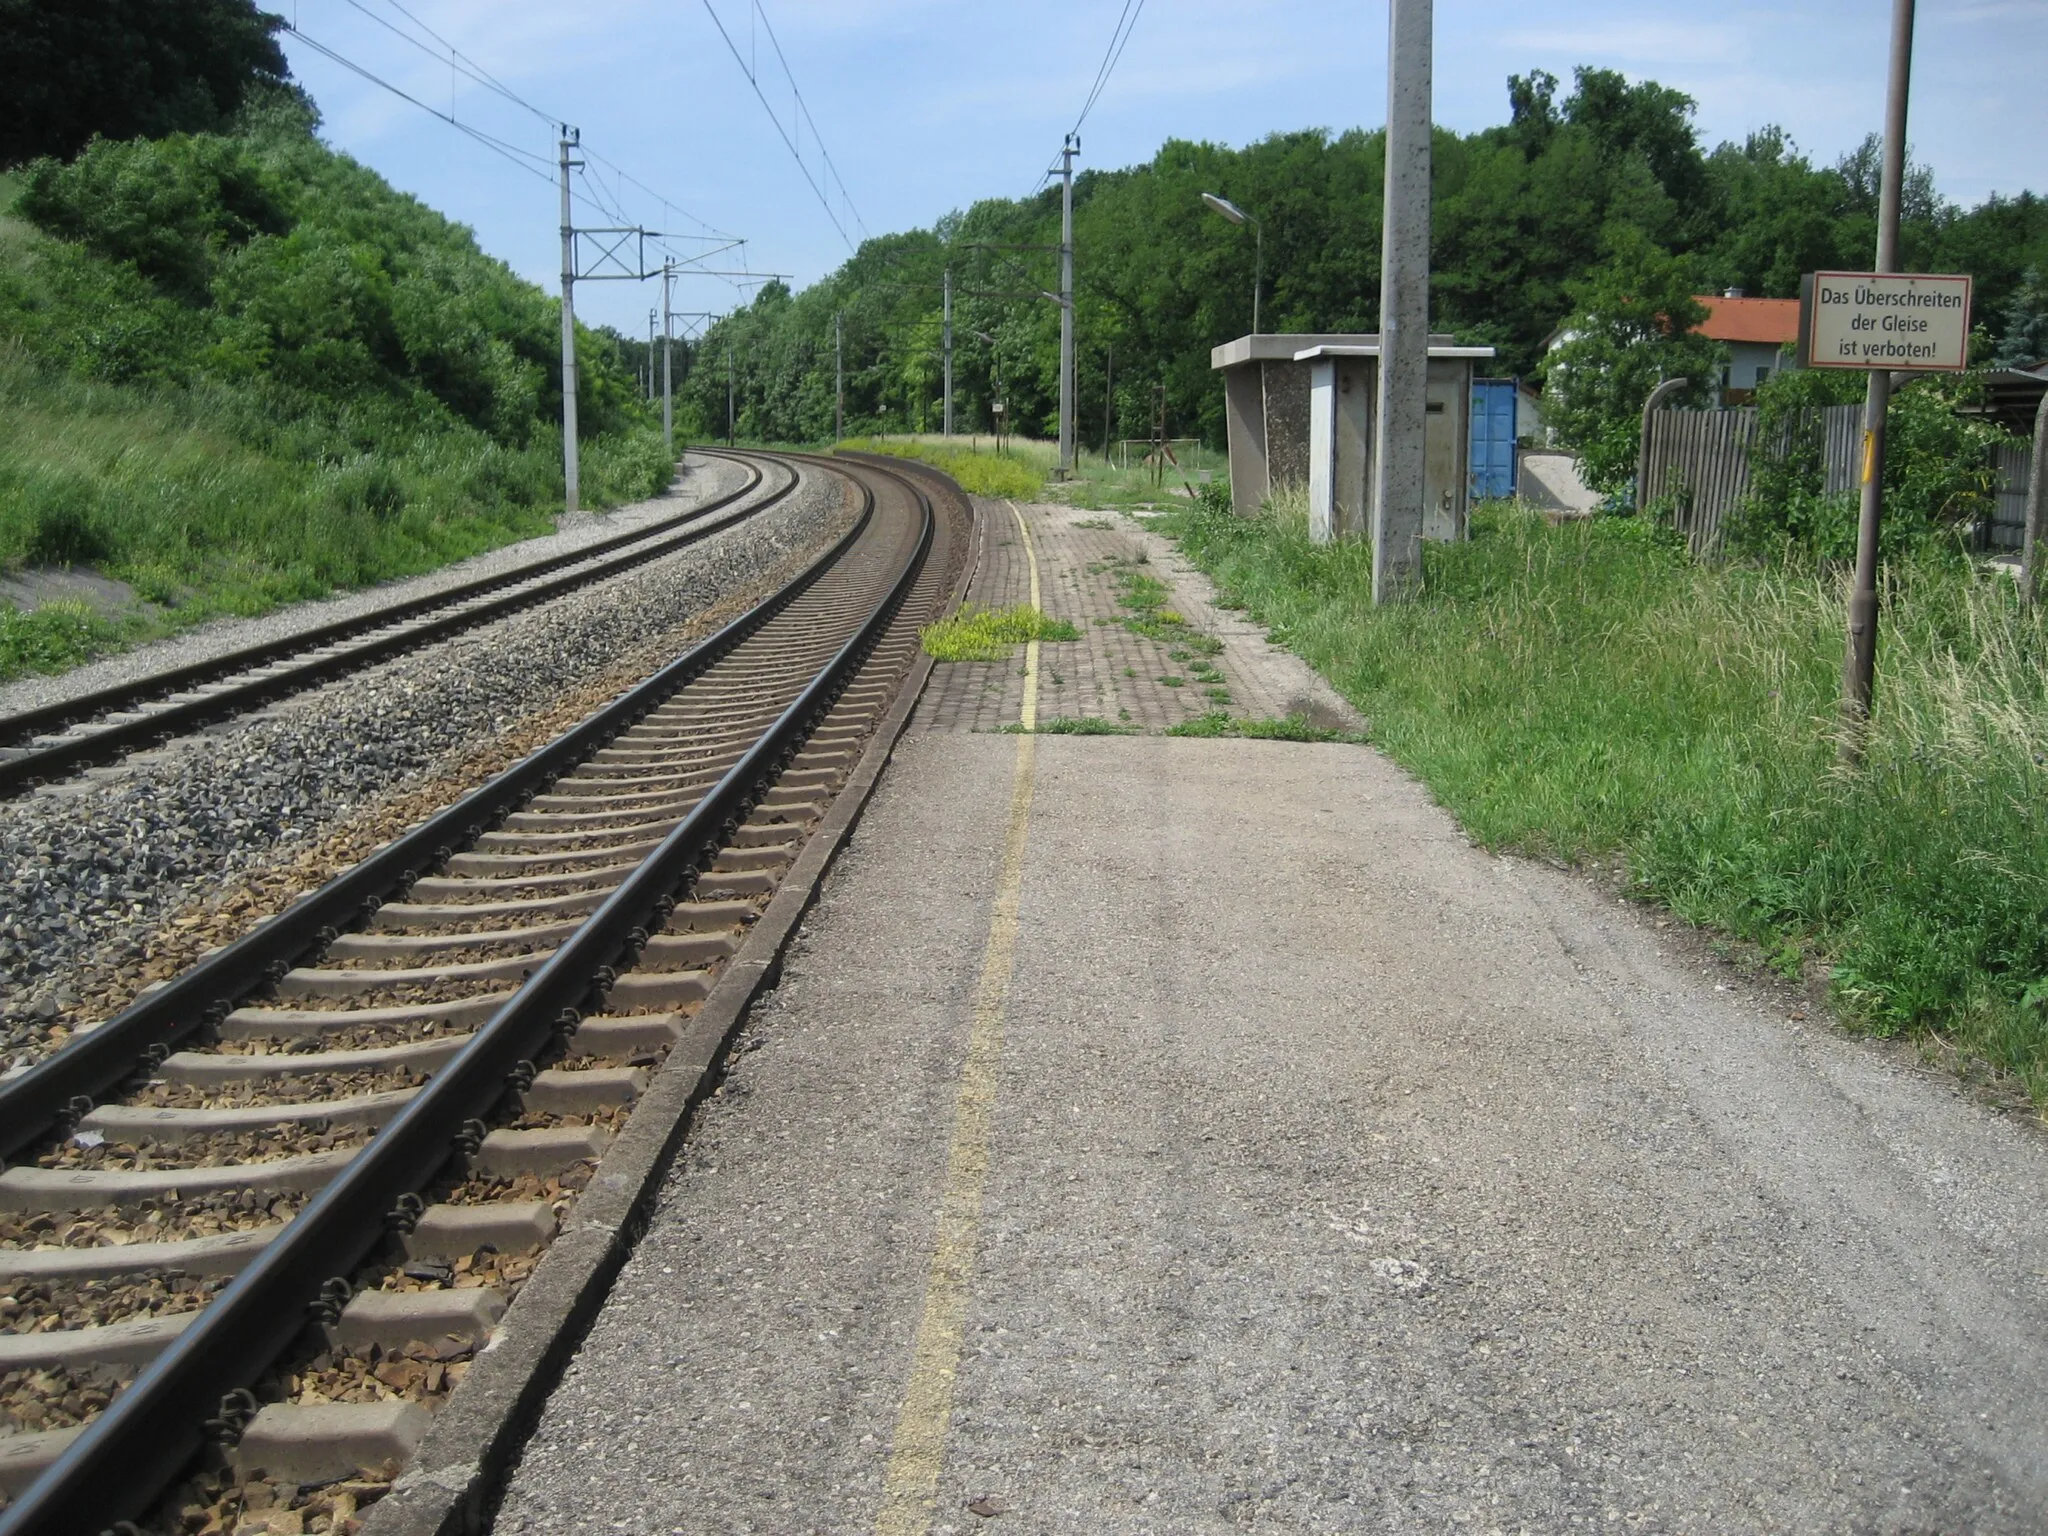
[0,0,291,167]
[1538,226,1722,493]
[1994,268,2048,367]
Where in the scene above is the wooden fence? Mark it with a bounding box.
[1642,403,2033,556]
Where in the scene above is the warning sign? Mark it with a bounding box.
[1803,271,1972,371]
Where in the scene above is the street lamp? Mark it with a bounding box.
[1201,192,1262,335]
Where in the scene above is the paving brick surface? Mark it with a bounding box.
[916,501,1361,735]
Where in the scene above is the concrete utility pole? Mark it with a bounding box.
[1370,0,1432,603]
[660,264,674,459]
[1104,343,1113,462]
[942,267,954,438]
[835,312,844,442]
[647,309,658,402]
[726,345,735,447]
[1841,0,1915,741]
[660,267,674,457]
[1058,133,1078,475]
[558,129,581,514]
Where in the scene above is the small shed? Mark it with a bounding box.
[1210,332,1495,542]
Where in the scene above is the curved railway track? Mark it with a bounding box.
[0,451,972,1535]
[0,451,789,800]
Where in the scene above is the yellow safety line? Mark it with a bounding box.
[872,501,1041,1534]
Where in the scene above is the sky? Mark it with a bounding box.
[278,0,2048,336]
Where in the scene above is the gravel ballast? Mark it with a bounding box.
[0,453,754,720]
[0,457,853,1076]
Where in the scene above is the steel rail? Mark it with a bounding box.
[0,455,932,1535]
[0,452,777,798]
[0,453,814,1163]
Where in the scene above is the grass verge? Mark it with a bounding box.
[1164,485,2048,1105]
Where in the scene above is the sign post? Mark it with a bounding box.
[1820,0,1952,755]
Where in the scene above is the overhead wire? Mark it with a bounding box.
[342,0,556,126]
[322,5,740,255]
[1025,0,1149,191]
[366,0,556,123]
[282,26,555,186]
[699,0,863,252]
[749,2,869,241]
[1072,0,1145,136]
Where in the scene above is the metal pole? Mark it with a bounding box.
[942,267,954,438]
[2021,389,2048,610]
[1104,343,1113,461]
[1841,0,1915,741]
[1253,221,1262,336]
[558,130,581,514]
[726,345,734,447]
[647,309,657,402]
[1370,0,1432,601]
[835,312,844,442]
[661,264,674,458]
[1058,134,1077,475]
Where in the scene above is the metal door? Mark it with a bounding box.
[1468,378,1518,501]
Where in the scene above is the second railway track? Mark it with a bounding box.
[0,450,973,1535]
[0,450,789,800]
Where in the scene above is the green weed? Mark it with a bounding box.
[997,714,1137,735]
[919,603,1079,662]
[1165,711,1367,743]
[0,598,117,676]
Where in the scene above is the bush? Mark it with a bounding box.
[1731,368,2018,563]
[16,134,287,302]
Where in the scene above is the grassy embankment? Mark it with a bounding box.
[838,432,1228,510]
[1165,487,2048,1104]
[0,104,673,683]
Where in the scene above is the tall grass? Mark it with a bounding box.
[1170,487,2048,1100]
[0,347,673,680]
[838,436,1045,500]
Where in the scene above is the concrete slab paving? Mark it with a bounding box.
[491,498,2048,1535]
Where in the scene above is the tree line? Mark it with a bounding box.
[676,67,2047,453]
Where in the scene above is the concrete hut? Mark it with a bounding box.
[1210,332,1494,544]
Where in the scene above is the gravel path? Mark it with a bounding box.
[0,453,755,718]
[0,457,852,1076]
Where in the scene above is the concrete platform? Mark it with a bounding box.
[491,499,2048,1534]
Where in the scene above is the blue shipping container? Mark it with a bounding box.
[1469,378,1518,501]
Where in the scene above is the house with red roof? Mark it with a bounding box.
[1695,291,1801,404]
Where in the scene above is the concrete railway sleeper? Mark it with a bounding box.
[0,451,788,800]
[0,451,972,1535]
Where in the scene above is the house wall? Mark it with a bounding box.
[1719,341,1791,404]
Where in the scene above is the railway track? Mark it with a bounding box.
[0,451,971,1535]
[0,451,789,801]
